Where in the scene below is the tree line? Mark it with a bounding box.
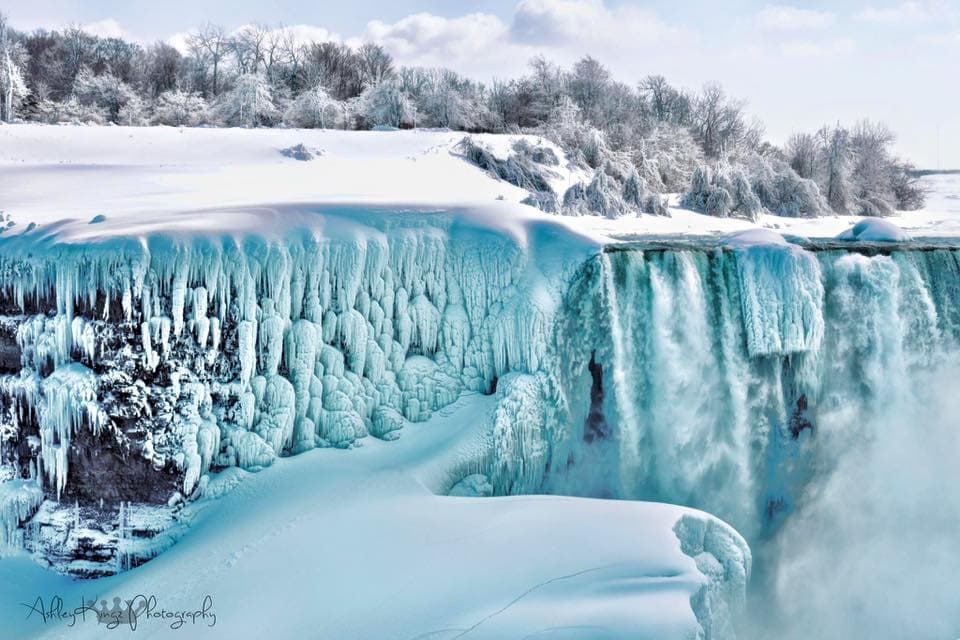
[0,14,924,217]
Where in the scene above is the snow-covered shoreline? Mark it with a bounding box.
[2,124,958,247]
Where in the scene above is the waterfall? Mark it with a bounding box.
[600,252,644,496]
[555,245,960,541]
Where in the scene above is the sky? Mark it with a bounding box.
[4,0,959,168]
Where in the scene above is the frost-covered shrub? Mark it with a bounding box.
[563,170,630,218]
[457,136,556,195]
[633,123,704,192]
[542,96,610,170]
[512,139,559,166]
[117,96,148,126]
[643,193,669,216]
[621,165,670,217]
[890,164,925,211]
[681,165,760,221]
[72,69,137,123]
[215,73,280,127]
[280,143,316,161]
[743,154,827,218]
[360,80,413,128]
[521,191,559,213]
[152,90,209,127]
[34,96,107,125]
[729,169,762,220]
[283,85,341,129]
[853,196,895,218]
[685,155,830,220]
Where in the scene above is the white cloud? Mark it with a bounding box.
[273,25,341,47]
[780,38,855,57]
[856,2,931,23]
[756,5,836,30]
[361,12,507,62]
[509,0,687,46]
[922,30,960,45]
[358,0,692,78]
[80,18,126,39]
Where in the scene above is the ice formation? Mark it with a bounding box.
[0,192,955,638]
[0,211,590,514]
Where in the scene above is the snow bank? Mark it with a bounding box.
[721,228,789,248]
[836,217,911,242]
[0,396,751,640]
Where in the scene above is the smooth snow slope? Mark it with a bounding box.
[2,124,958,244]
[0,394,746,639]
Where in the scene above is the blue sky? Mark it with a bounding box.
[5,0,959,168]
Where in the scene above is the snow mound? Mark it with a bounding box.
[836,218,911,242]
[721,228,788,248]
[279,143,317,161]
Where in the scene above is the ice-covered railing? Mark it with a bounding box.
[0,209,595,505]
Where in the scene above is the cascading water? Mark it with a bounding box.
[550,242,960,638]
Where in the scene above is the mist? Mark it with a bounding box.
[748,363,960,639]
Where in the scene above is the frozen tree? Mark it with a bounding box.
[356,43,394,89]
[216,73,279,127]
[639,75,694,127]
[185,24,228,97]
[118,95,147,126]
[633,123,704,191]
[360,79,412,128]
[682,164,761,221]
[817,125,852,214]
[303,42,362,101]
[142,42,182,98]
[228,24,269,75]
[848,120,897,208]
[0,13,28,122]
[785,132,818,180]
[743,153,827,218]
[691,83,759,158]
[73,68,137,122]
[283,84,341,128]
[889,160,925,211]
[152,90,209,126]
[568,56,610,125]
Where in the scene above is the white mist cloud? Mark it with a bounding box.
[756,5,836,30]
[79,18,126,39]
[763,364,960,639]
[857,1,932,23]
[779,38,855,57]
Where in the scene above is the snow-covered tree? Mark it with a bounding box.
[0,14,29,122]
[283,84,341,129]
[73,68,137,123]
[152,90,209,126]
[360,79,412,128]
[633,123,704,192]
[216,73,279,127]
[817,125,852,214]
[356,43,395,89]
[118,95,148,126]
[785,132,818,180]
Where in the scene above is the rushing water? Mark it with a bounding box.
[550,243,960,638]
